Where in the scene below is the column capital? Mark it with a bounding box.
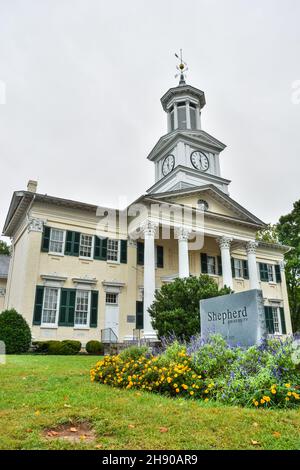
[246,240,258,254]
[217,236,232,250]
[175,226,191,241]
[140,220,158,237]
[27,218,45,233]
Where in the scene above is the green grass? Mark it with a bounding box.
[0,355,300,450]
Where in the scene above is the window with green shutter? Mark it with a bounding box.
[137,242,144,265]
[33,286,44,325]
[156,245,164,268]
[259,263,270,282]
[217,256,222,276]
[94,236,108,261]
[264,306,275,334]
[231,257,235,278]
[243,260,249,279]
[200,253,208,274]
[59,288,76,326]
[65,231,80,256]
[136,301,144,329]
[90,291,99,327]
[120,240,128,264]
[41,226,51,252]
[275,265,282,283]
[279,307,286,334]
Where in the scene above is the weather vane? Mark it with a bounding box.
[175,49,188,84]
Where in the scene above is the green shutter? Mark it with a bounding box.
[231,258,235,278]
[120,240,128,264]
[201,253,208,274]
[264,306,275,334]
[90,291,99,327]
[65,231,80,256]
[157,245,164,268]
[279,307,287,334]
[137,242,144,265]
[41,226,51,252]
[136,301,144,329]
[59,289,76,326]
[275,265,282,283]
[33,286,44,325]
[243,260,249,279]
[217,256,222,275]
[94,236,101,260]
[94,237,107,260]
[259,263,269,282]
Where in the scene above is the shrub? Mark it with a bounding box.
[47,340,81,355]
[119,345,149,362]
[86,340,104,355]
[149,275,231,339]
[0,309,31,354]
[32,341,52,353]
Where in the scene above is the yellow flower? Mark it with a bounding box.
[260,399,265,404]
[285,383,291,388]
[190,391,194,396]
[167,377,172,383]
[271,389,276,395]
[204,398,209,402]
[254,401,259,407]
[285,397,290,401]
[208,383,214,388]
[182,384,188,390]
[287,391,292,397]
[204,389,209,394]
[175,388,180,393]
[173,383,178,388]
[263,396,271,402]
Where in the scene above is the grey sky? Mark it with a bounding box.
[0,0,299,242]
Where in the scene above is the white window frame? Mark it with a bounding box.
[207,255,217,275]
[234,258,244,279]
[79,233,94,260]
[271,306,283,335]
[74,289,91,329]
[105,292,119,305]
[41,286,60,328]
[107,239,120,263]
[49,228,66,255]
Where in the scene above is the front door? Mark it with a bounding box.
[104,292,119,340]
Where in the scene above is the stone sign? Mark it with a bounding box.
[200,289,266,347]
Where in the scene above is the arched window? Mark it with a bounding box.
[197,199,209,211]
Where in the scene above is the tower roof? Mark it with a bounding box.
[160,83,206,111]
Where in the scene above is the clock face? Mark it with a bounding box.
[190,151,209,172]
[162,154,175,176]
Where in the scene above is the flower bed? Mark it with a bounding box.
[90,336,300,408]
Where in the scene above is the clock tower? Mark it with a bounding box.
[146,55,230,195]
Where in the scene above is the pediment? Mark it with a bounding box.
[147,185,265,226]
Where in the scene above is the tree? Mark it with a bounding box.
[276,200,300,332]
[0,240,10,255]
[256,224,279,243]
[148,275,231,339]
[0,309,31,354]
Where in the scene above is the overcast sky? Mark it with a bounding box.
[0,0,299,242]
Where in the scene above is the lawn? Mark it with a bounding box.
[0,355,300,450]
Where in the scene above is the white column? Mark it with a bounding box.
[246,241,260,289]
[218,236,233,289]
[142,220,157,340]
[177,227,190,278]
[196,105,201,130]
[174,102,178,129]
[167,112,171,133]
[185,100,191,129]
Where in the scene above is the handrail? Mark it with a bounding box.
[101,328,118,344]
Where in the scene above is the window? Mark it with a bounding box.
[49,228,65,254]
[267,265,274,282]
[190,106,197,129]
[234,259,243,278]
[74,290,90,327]
[79,234,93,258]
[106,292,118,304]
[107,239,119,262]
[207,256,216,275]
[259,263,275,282]
[272,307,280,334]
[42,287,59,325]
[177,103,187,129]
[170,108,174,130]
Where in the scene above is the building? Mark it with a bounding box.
[0,255,10,311]
[2,65,292,344]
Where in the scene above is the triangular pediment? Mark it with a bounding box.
[147,129,226,162]
[146,185,265,226]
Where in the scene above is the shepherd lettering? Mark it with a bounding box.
[207,307,248,324]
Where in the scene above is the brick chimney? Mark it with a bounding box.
[27,180,38,193]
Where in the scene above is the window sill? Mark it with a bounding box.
[73,326,90,330]
[268,282,277,286]
[107,261,120,266]
[79,256,93,261]
[48,252,64,257]
[40,325,58,329]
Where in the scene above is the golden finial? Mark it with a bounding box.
[175,49,188,84]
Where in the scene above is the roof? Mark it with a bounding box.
[160,84,206,111]
[0,255,10,278]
